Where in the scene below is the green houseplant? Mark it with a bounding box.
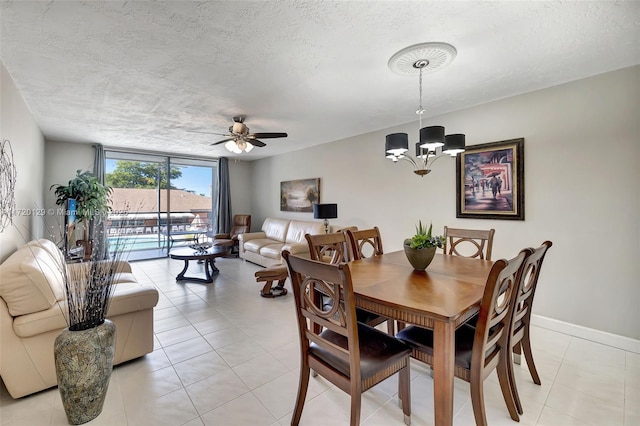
[50,170,113,257]
[403,221,445,270]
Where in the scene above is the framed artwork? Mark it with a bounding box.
[280,178,320,212]
[456,138,524,220]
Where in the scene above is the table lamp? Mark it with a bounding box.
[313,203,338,234]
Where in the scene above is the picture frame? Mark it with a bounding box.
[280,178,320,212]
[456,138,524,220]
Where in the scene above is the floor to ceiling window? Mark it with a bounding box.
[105,151,217,261]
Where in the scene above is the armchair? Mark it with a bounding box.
[211,214,251,256]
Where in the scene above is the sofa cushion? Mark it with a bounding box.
[260,243,286,259]
[285,220,325,244]
[262,217,290,242]
[0,245,63,316]
[244,238,278,254]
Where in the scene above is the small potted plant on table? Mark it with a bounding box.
[403,220,445,270]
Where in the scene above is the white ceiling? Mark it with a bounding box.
[1,1,639,160]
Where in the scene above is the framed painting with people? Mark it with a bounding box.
[456,138,525,220]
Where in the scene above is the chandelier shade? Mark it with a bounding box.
[443,134,466,155]
[385,133,409,156]
[419,126,445,149]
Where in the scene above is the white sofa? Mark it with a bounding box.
[0,239,159,398]
[238,217,325,267]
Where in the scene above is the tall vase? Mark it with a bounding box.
[54,319,116,425]
[403,245,437,270]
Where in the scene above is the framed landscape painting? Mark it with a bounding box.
[280,178,320,212]
[456,138,524,220]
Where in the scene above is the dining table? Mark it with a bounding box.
[348,250,494,426]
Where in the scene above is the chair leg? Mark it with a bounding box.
[522,327,541,385]
[498,356,521,419]
[399,364,411,425]
[470,379,488,426]
[291,366,310,426]
[513,341,522,365]
[349,393,361,426]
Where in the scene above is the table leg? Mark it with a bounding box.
[433,320,455,426]
[176,260,189,281]
[205,258,220,281]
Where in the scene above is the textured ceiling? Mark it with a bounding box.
[1,1,639,160]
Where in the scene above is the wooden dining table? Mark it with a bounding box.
[348,250,494,426]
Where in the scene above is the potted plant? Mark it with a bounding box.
[50,170,112,258]
[403,220,445,270]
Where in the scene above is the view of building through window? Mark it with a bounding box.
[105,152,217,260]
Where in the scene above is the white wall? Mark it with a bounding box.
[251,66,640,340]
[42,140,95,232]
[0,62,45,261]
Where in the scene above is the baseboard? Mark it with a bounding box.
[531,314,640,354]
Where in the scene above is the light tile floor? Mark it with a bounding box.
[1,256,638,425]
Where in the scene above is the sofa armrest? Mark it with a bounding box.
[282,243,310,256]
[238,232,266,243]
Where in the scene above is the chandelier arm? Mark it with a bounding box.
[425,152,453,169]
[399,156,418,168]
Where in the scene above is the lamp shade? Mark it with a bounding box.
[385,133,409,156]
[443,134,466,155]
[419,126,445,149]
[313,203,338,219]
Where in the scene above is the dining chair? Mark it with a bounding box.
[345,227,396,334]
[396,249,530,426]
[305,232,391,333]
[443,226,496,260]
[282,251,412,426]
[507,240,553,416]
[345,227,383,260]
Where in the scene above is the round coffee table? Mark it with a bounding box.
[169,245,231,283]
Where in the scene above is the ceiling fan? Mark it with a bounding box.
[191,116,287,153]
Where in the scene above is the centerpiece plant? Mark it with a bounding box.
[403,220,445,270]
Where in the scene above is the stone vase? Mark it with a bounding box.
[403,245,437,270]
[54,319,116,425]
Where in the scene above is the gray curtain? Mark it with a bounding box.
[92,144,108,258]
[216,157,232,233]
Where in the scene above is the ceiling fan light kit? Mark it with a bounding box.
[385,42,466,177]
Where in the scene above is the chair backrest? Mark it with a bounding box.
[345,227,383,260]
[471,249,530,375]
[305,232,351,264]
[511,241,552,340]
[282,251,361,382]
[229,214,251,239]
[443,226,495,260]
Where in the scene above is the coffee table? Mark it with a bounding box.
[169,245,231,283]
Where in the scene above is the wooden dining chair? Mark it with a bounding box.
[507,240,553,416]
[443,226,495,260]
[344,227,396,334]
[396,249,530,426]
[282,251,412,426]
[345,227,383,260]
[305,232,391,333]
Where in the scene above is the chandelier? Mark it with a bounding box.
[385,42,465,177]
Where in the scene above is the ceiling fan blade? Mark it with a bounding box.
[188,130,228,136]
[210,138,234,146]
[249,139,266,147]
[250,132,288,139]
